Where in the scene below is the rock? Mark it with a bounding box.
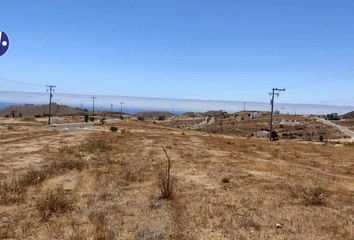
[276,223,282,229]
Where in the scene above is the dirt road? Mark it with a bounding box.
[317,118,354,141]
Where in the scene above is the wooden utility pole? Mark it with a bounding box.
[219,109,223,133]
[46,85,56,125]
[269,88,285,140]
[91,96,96,121]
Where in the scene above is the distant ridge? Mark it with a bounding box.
[134,111,175,119]
[0,103,82,117]
[342,111,354,119]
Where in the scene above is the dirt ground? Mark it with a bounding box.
[160,114,347,141]
[0,118,353,239]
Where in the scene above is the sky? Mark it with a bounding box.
[0,0,354,107]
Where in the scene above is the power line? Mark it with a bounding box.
[287,68,354,90]
[46,85,56,125]
[0,78,45,88]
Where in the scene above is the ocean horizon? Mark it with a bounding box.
[0,91,352,115]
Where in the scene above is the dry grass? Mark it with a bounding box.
[35,187,75,221]
[81,138,113,153]
[88,210,116,240]
[0,174,26,204]
[302,184,327,205]
[0,120,353,239]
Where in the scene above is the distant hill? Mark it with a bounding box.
[134,111,175,120]
[182,112,203,118]
[0,103,82,117]
[202,110,229,117]
[342,111,354,119]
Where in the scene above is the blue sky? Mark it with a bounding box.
[1,0,354,106]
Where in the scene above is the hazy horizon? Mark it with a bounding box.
[0,91,352,115]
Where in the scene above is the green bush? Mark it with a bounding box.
[271,130,279,141]
[158,115,166,121]
[110,126,118,132]
[221,177,230,183]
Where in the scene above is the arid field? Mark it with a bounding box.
[0,118,353,239]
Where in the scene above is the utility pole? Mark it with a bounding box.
[219,109,223,133]
[120,102,123,115]
[91,97,96,121]
[46,85,56,125]
[269,88,285,140]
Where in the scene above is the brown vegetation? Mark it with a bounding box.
[0,118,353,239]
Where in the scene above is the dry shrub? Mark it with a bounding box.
[0,224,15,239]
[0,175,25,204]
[302,184,327,205]
[7,125,15,131]
[15,155,86,195]
[110,126,118,132]
[45,145,87,174]
[88,210,115,240]
[81,138,113,153]
[18,168,47,187]
[21,117,37,122]
[158,146,174,199]
[221,177,230,184]
[289,183,327,205]
[134,228,164,240]
[0,167,55,205]
[0,178,26,204]
[68,224,87,240]
[239,217,261,231]
[48,158,86,173]
[36,187,75,221]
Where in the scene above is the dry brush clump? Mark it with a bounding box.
[0,147,88,205]
[88,210,115,240]
[18,168,47,187]
[81,138,113,153]
[289,183,327,206]
[35,186,75,221]
[0,174,26,204]
[48,157,86,174]
[0,224,16,239]
[0,168,50,204]
[158,146,174,200]
[302,184,327,205]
